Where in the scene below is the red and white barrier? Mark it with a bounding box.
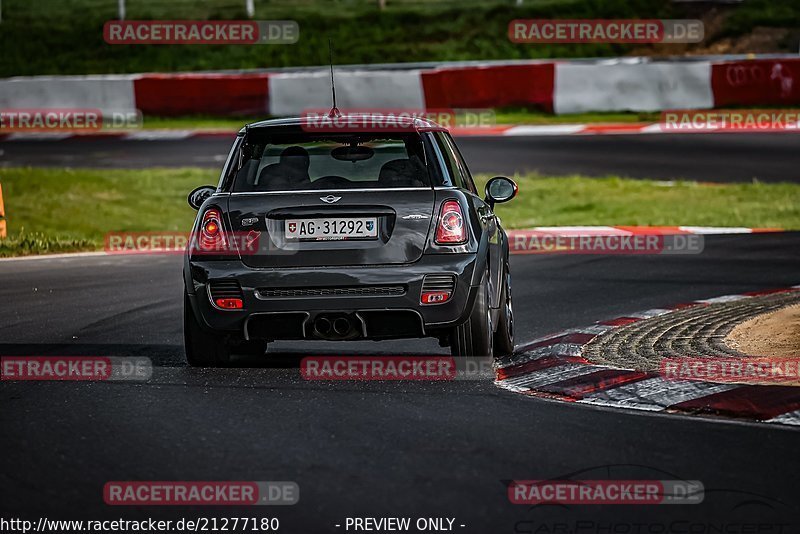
[2,57,800,119]
[268,69,425,116]
[134,73,269,116]
[422,63,554,111]
[0,75,137,116]
[553,61,713,114]
[711,58,800,107]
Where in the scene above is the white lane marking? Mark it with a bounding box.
[495,380,532,393]
[767,409,800,426]
[504,125,586,136]
[124,130,194,140]
[0,251,107,262]
[640,124,665,134]
[514,225,779,235]
[5,133,74,141]
[514,325,612,349]
[499,343,587,369]
[679,226,753,234]
[529,225,627,235]
[579,377,738,411]
[500,363,608,390]
[626,309,672,319]
[541,342,585,357]
[569,324,614,335]
[695,294,750,304]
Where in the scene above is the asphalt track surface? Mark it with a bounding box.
[1,134,799,530]
[2,234,800,531]
[1,132,799,182]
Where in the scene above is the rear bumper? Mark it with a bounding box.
[185,253,481,340]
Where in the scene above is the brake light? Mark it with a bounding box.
[214,298,243,310]
[421,291,451,304]
[435,200,467,245]
[199,208,226,252]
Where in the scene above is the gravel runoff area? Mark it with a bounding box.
[727,304,800,358]
[582,290,800,375]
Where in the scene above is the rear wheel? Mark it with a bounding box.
[493,264,514,357]
[183,292,231,367]
[450,269,493,357]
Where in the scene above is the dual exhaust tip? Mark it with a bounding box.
[313,315,355,338]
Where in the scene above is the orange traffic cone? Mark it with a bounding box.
[0,183,6,238]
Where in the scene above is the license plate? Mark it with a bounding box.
[285,217,378,240]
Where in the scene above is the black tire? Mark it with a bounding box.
[183,292,231,367]
[493,264,514,357]
[450,269,493,357]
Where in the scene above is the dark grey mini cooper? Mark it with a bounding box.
[183,115,517,366]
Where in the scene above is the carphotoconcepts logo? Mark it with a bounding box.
[300,108,496,133]
[104,20,298,45]
[660,356,800,384]
[662,110,800,131]
[0,109,142,132]
[509,229,704,255]
[508,480,704,505]
[104,231,262,256]
[509,19,703,44]
[0,357,152,381]
[103,481,299,505]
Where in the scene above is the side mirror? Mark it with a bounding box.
[188,185,216,210]
[485,176,518,208]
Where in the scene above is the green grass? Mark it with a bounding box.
[141,109,662,130]
[0,167,209,256]
[0,231,95,257]
[1,167,798,257]
[483,174,800,229]
[493,109,661,125]
[1,0,797,76]
[143,116,249,130]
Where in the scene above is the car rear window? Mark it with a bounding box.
[231,132,437,192]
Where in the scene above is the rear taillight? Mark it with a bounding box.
[421,274,456,305]
[209,280,244,311]
[435,200,467,245]
[214,298,243,310]
[199,208,226,252]
[421,291,450,304]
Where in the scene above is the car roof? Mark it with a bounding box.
[239,113,450,134]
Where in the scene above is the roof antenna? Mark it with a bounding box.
[327,38,341,118]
